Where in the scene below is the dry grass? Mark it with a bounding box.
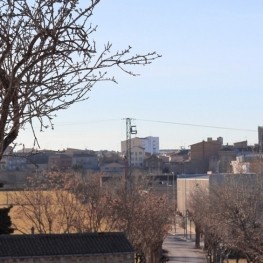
[0,190,108,234]
[0,191,10,206]
[0,191,73,234]
[0,191,27,233]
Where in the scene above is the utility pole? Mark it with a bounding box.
[124,118,137,194]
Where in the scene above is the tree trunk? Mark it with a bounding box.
[195,224,201,248]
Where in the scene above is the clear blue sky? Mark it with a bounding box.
[19,0,263,151]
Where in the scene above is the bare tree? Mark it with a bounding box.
[209,176,263,263]
[0,0,160,158]
[11,171,171,262]
[109,177,172,263]
[14,171,114,233]
[70,172,114,232]
[9,189,84,234]
[188,184,209,249]
[190,175,263,263]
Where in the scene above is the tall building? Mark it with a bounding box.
[121,136,159,155]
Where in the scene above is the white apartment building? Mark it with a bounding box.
[121,136,159,155]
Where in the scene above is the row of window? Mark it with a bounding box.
[131,152,143,155]
[131,157,143,161]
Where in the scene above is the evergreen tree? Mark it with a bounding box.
[0,206,14,234]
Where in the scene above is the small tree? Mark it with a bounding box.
[70,172,113,232]
[0,0,160,158]
[0,206,14,234]
[189,185,208,248]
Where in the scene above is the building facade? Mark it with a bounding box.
[190,137,223,173]
[48,154,72,171]
[130,146,145,167]
[121,136,159,155]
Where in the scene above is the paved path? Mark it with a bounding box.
[162,228,207,263]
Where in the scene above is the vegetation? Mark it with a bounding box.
[189,175,263,263]
[10,171,172,263]
[0,0,160,158]
[0,206,14,234]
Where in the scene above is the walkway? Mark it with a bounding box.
[162,227,207,263]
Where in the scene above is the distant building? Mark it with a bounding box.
[130,146,145,167]
[48,154,72,171]
[144,154,164,173]
[72,152,99,171]
[190,137,223,173]
[27,150,54,171]
[233,140,248,150]
[218,146,236,173]
[121,136,159,155]
[231,153,262,174]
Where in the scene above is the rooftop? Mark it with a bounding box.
[0,232,134,258]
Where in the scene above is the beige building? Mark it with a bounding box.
[177,174,209,214]
[130,146,145,167]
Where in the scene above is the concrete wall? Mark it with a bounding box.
[177,175,209,214]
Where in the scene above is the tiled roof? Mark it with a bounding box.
[0,232,134,258]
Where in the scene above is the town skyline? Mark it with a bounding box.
[17,123,260,153]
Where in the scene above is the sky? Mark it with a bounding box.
[18,0,263,152]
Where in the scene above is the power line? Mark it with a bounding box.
[135,119,256,133]
[41,117,256,133]
[54,119,121,126]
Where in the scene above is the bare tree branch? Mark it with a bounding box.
[0,0,161,158]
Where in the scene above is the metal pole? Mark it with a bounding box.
[190,219,192,239]
[124,118,137,195]
[125,118,131,194]
[172,172,176,233]
[186,211,188,239]
[185,176,187,239]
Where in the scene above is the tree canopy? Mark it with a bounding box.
[0,0,160,158]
